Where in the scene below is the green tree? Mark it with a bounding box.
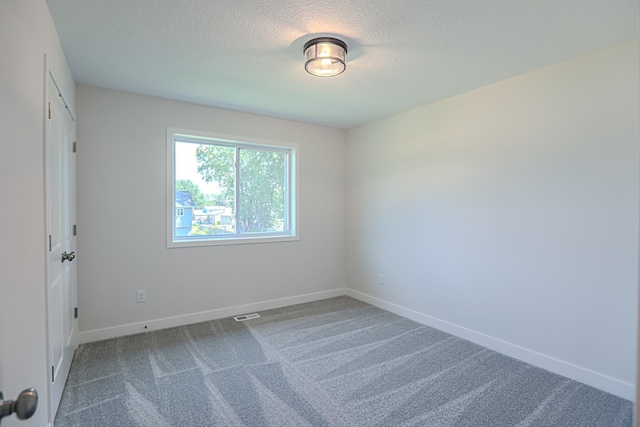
[195,145,235,208]
[175,179,210,210]
[195,145,285,233]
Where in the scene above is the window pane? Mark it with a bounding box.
[174,141,236,238]
[238,148,286,234]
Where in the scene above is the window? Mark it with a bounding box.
[167,128,297,247]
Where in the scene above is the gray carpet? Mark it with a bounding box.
[54,296,633,426]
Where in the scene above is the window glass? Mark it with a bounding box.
[238,148,286,234]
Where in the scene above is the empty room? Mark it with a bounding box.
[1,0,639,426]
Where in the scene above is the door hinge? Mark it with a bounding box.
[48,102,51,119]
[73,224,77,236]
[74,307,78,319]
[73,141,77,153]
[49,235,52,251]
[51,366,55,382]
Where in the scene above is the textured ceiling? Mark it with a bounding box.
[47,0,638,129]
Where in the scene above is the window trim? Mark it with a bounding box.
[166,127,299,248]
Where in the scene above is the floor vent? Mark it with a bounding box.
[234,313,260,321]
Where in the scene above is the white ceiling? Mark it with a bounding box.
[47,0,638,129]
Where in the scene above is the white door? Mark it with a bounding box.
[46,74,77,419]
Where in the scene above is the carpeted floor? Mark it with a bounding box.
[54,296,633,426]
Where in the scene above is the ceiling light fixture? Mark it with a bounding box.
[303,37,348,77]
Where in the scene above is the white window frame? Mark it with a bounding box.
[167,127,299,248]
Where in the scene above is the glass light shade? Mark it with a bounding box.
[303,37,347,77]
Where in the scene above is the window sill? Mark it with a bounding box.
[167,234,299,248]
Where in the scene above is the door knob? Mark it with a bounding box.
[61,251,76,262]
[0,388,38,425]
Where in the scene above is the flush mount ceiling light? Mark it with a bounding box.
[303,37,348,77]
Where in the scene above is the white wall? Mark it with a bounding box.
[0,1,76,426]
[346,39,639,399]
[76,86,347,339]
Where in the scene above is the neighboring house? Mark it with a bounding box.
[194,206,234,232]
[175,190,195,236]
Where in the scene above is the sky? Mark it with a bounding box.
[175,142,220,195]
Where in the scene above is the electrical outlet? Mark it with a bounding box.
[137,290,146,303]
[378,274,384,285]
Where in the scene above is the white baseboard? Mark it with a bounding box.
[346,289,635,401]
[78,288,347,344]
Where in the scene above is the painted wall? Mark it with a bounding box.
[0,1,76,426]
[346,39,639,399]
[75,86,347,337]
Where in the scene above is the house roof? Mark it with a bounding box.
[175,191,195,208]
[47,0,638,129]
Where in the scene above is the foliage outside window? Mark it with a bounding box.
[167,128,297,247]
